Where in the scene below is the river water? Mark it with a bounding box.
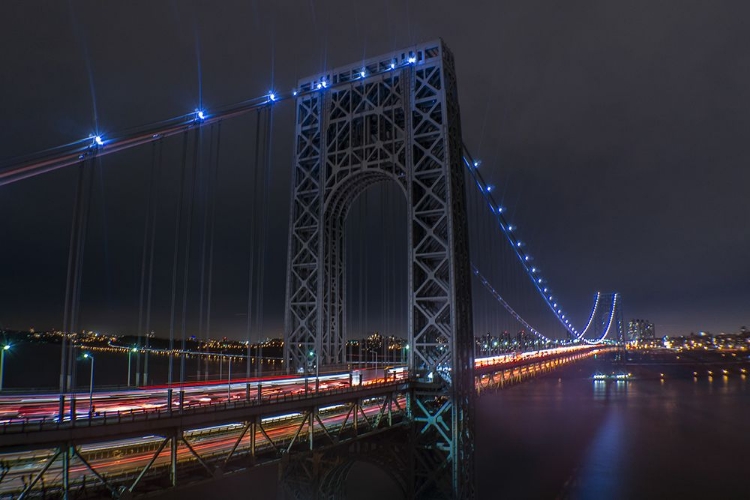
[475,350,750,499]
[3,346,749,499]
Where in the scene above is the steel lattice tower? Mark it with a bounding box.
[284,40,475,498]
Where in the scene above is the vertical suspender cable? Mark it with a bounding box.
[168,132,190,399]
[179,128,201,388]
[197,123,216,381]
[59,158,87,422]
[255,105,273,367]
[143,140,163,386]
[68,158,96,399]
[136,141,159,386]
[204,123,222,381]
[247,110,262,379]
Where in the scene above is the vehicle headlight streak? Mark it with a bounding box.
[462,146,604,341]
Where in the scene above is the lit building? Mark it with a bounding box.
[628,319,655,341]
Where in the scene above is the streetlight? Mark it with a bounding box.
[305,350,315,395]
[307,350,320,393]
[83,353,95,418]
[127,347,137,387]
[0,344,10,391]
[227,354,233,401]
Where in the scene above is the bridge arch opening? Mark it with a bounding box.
[343,179,408,367]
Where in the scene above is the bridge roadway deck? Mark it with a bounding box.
[0,381,410,451]
[0,345,606,452]
[474,344,606,376]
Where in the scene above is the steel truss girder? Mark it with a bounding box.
[16,444,123,500]
[8,392,407,499]
[284,40,475,498]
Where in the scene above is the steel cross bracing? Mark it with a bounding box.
[284,40,475,498]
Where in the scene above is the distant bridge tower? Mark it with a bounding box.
[592,292,624,342]
[284,40,475,498]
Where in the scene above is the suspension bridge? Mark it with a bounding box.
[0,40,623,499]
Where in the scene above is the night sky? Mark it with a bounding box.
[1,1,748,340]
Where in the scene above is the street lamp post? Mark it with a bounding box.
[227,355,232,401]
[127,347,137,387]
[305,350,314,395]
[0,344,10,391]
[83,353,95,418]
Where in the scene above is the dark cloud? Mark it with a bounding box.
[1,1,748,338]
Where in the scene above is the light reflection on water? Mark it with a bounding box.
[475,353,750,500]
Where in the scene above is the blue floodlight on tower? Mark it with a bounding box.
[195,110,206,121]
[268,92,277,102]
